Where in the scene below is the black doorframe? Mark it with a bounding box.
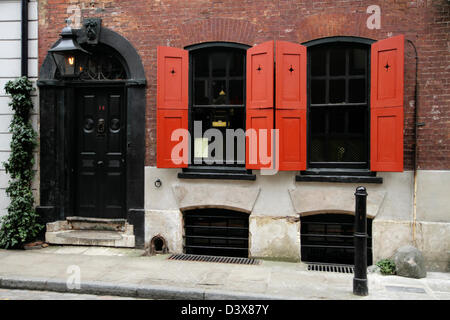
[37,27,146,247]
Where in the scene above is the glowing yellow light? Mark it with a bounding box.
[68,56,75,66]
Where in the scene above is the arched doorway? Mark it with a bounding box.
[37,26,146,246]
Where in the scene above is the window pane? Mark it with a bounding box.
[311,80,326,104]
[310,138,325,162]
[348,109,365,134]
[329,80,345,103]
[194,52,209,77]
[194,80,209,105]
[229,80,244,105]
[212,80,227,104]
[330,110,346,133]
[211,52,228,77]
[349,48,366,75]
[344,139,366,162]
[229,51,244,77]
[310,110,326,134]
[349,79,366,103]
[329,48,346,76]
[328,138,348,162]
[328,138,365,162]
[192,107,245,165]
[311,50,326,76]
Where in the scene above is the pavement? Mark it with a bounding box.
[0,245,449,300]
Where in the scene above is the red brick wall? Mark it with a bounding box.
[38,0,450,170]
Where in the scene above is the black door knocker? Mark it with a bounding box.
[97,118,106,136]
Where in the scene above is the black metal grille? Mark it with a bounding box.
[168,254,259,265]
[307,263,354,274]
[301,214,372,265]
[183,208,249,258]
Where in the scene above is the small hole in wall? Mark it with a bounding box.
[154,237,164,252]
[146,235,168,256]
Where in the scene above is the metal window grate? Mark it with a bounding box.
[183,209,249,258]
[307,263,354,274]
[300,214,372,265]
[168,254,260,265]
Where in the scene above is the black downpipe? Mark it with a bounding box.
[21,0,29,77]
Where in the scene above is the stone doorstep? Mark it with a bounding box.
[45,217,135,248]
[45,230,135,248]
[46,218,134,234]
[67,216,128,232]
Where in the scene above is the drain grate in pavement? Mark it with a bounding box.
[168,254,260,265]
[307,263,354,274]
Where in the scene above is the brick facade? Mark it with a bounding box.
[38,0,450,170]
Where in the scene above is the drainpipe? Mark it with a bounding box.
[407,39,419,245]
[21,0,28,77]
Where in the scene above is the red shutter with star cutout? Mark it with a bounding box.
[370,35,404,172]
[156,46,189,168]
[246,41,275,170]
[275,41,307,171]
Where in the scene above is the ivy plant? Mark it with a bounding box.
[0,76,42,249]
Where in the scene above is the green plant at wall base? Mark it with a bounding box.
[0,76,41,249]
[376,258,396,275]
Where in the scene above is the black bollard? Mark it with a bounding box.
[353,186,368,296]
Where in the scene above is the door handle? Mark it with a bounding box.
[97,160,104,166]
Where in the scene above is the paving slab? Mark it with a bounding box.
[0,246,449,300]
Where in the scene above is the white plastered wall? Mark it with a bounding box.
[0,0,39,219]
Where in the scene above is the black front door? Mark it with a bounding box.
[75,87,126,219]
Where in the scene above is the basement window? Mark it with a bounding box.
[183,208,249,258]
[300,213,372,265]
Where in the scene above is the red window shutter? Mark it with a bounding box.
[157,46,188,110]
[370,35,404,172]
[246,41,275,170]
[157,109,189,168]
[276,109,306,170]
[156,46,189,168]
[275,41,307,170]
[246,109,273,170]
[246,41,274,109]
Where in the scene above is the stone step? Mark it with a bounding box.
[56,230,123,241]
[66,216,127,232]
[45,217,135,248]
[47,230,134,247]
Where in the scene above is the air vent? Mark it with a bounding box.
[307,263,354,274]
[168,254,260,265]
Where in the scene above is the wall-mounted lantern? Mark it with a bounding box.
[49,23,90,78]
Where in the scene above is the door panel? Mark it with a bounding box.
[76,88,126,219]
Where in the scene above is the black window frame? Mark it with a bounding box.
[178,42,255,180]
[304,37,377,174]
